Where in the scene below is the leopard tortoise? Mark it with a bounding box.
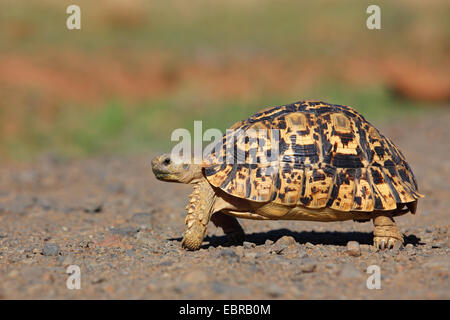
[151,101,423,251]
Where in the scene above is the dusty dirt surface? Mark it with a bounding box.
[0,110,449,300]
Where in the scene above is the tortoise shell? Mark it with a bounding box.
[203,101,422,212]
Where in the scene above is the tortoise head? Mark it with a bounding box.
[151,153,203,184]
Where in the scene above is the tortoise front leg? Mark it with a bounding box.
[211,211,245,245]
[182,179,216,250]
[373,215,403,250]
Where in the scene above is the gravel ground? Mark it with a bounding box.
[0,110,449,299]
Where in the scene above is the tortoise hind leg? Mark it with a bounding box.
[373,215,403,250]
[211,211,245,245]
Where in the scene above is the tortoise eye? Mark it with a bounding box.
[163,158,171,165]
[182,164,190,170]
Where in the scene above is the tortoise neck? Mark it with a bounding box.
[185,165,203,184]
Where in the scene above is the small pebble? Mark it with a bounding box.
[305,242,314,248]
[243,241,255,249]
[346,241,361,257]
[274,235,296,246]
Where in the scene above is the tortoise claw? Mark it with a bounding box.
[387,238,397,249]
[373,236,403,251]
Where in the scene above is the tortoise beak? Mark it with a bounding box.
[151,156,159,169]
[152,167,174,181]
[151,156,165,178]
[153,172,170,180]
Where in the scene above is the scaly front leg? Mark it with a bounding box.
[373,215,403,250]
[182,179,216,250]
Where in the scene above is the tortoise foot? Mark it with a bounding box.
[182,220,207,251]
[373,215,403,250]
[373,236,403,250]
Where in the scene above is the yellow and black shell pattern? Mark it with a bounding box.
[203,101,423,212]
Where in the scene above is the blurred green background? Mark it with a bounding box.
[0,0,448,161]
